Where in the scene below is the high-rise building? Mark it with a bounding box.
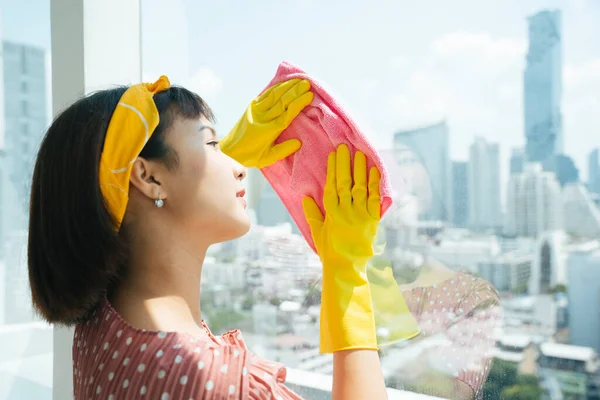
[1,41,49,241]
[249,168,298,232]
[568,247,600,353]
[543,153,579,187]
[510,147,525,176]
[468,137,501,230]
[506,163,562,238]
[451,161,468,228]
[562,183,600,238]
[477,252,532,293]
[524,9,563,163]
[530,230,567,295]
[588,149,600,195]
[394,121,451,222]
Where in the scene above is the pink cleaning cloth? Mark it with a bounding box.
[259,61,394,253]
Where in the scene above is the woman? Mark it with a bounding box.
[27,76,388,399]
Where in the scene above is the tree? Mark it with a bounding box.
[303,283,321,307]
[483,361,542,400]
[500,385,542,400]
[549,283,567,294]
[269,296,281,307]
[241,294,255,311]
[513,283,529,295]
[204,308,245,334]
[483,360,517,399]
[517,375,539,387]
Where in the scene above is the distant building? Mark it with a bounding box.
[478,252,532,293]
[502,295,557,337]
[249,168,298,232]
[0,41,49,248]
[468,137,501,230]
[510,147,525,176]
[506,163,562,238]
[543,153,579,187]
[588,148,600,195]
[394,121,451,222]
[568,248,600,353]
[538,343,600,399]
[530,230,567,295]
[451,161,468,228]
[562,183,600,238]
[524,9,563,163]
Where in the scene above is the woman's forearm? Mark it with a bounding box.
[332,350,388,400]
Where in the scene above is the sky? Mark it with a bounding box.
[2,0,600,187]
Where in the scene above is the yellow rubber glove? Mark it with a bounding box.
[367,261,421,346]
[302,144,380,353]
[219,78,313,168]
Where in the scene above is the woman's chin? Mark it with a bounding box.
[212,215,252,244]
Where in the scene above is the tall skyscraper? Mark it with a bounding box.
[506,163,562,238]
[394,121,451,222]
[510,147,525,176]
[524,9,563,163]
[451,161,468,228]
[1,41,49,240]
[588,149,600,194]
[468,137,501,230]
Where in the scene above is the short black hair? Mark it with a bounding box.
[27,85,214,325]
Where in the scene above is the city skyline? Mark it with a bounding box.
[0,2,600,398]
[0,0,598,184]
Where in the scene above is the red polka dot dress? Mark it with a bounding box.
[72,298,303,399]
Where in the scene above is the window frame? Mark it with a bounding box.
[49,0,142,398]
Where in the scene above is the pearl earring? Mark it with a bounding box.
[155,195,164,208]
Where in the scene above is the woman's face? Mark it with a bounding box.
[159,117,250,244]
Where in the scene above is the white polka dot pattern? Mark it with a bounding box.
[71,297,303,399]
[400,272,502,396]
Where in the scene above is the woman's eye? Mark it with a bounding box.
[207,140,220,149]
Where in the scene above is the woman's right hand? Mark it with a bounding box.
[302,144,381,353]
[219,79,313,168]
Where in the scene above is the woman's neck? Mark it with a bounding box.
[111,221,210,335]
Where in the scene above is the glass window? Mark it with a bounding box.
[140,1,599,398]
[0,0,53,399]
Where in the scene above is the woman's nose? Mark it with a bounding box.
[233,161,247,181]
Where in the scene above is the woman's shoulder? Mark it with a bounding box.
[73,298,302,399]
[74,297,243,356]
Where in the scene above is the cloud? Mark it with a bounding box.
[187,67,223,96]
[563,58,600,175]
[388,69,493,128]
[385,30,528,165]
[389,55,408,69]
[431,31,526,73]
[565,59,600,89]
[388,31,522,130]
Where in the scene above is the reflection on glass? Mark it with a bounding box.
[368,186,502,399]
[136,1,600,398]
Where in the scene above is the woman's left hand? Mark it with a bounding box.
[219,78,313,168]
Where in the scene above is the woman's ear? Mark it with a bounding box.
[129,157,168,201]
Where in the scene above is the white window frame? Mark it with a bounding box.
[50,0,142,398]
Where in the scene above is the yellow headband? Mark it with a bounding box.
[99,76,171,230]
